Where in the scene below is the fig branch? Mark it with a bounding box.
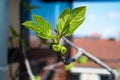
[62,37,119,80]
[22,6,120,80]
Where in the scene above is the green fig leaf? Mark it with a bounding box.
[37,32,56,39]
[23,14,56,40]
[32,14,52,35]
[56,8,70,36]
[22,21,40,33]
[66,6,86,36]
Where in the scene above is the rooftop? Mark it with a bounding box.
[72,37,120,68]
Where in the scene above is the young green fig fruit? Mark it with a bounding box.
[77,55,88,64]
[34,75,41,80]
[60,46,67,55]
[50,43,61,52]
[65,62,75,71]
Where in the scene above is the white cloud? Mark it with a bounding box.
[73,24,90,37]
[101,28,117,38]
[107,12,119,19]
[87,14,98,21]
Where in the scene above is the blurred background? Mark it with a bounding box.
[0,0,120,80]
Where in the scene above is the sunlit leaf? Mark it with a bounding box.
[56,8,70,36]
[32,14,52,35]
[66,6,86,36]
[37,32,56,39]
[59,7,70,19]
[22,21,40,33]
[23,14,56,40]
[61,14,71,35]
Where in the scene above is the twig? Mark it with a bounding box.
[22,42,35,80]
[42,57,59,80]
[44,62,63,70]
[62,36,118,80]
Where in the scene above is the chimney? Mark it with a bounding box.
[90,33,101,40]
[116,34,120,42]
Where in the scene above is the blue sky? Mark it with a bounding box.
[30,0,69,30]
[73,1,120,38]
